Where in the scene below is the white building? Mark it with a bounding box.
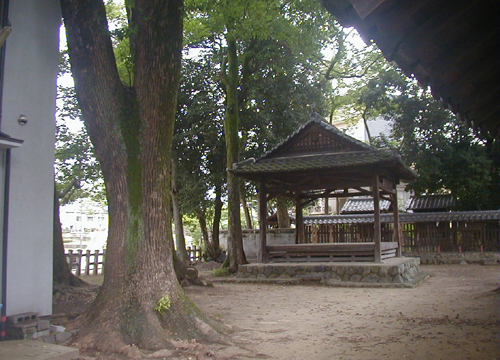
[0,0,61,317]
[60,199,108,234]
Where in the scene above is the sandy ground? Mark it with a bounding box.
[55,264,499,360]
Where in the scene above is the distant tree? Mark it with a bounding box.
[174,53,227,260]
[327,32,499,211]
[382,85,499,211]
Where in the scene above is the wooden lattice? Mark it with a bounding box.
[276,129,351,156]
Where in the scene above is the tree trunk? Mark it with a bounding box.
[240,186,253,229]
[205,184,222,261]
[222,37,247,272]
[53,183,86,287]
[61,0,224,354]
[197,210,209,249]
[171,159,188,263]
[276,197,291,228]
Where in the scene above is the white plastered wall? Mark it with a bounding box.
[1,0,61,316]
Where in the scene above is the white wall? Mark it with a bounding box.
[219,229,296,261]
[2,0,61,316]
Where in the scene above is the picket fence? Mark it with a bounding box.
[65,246,203,276]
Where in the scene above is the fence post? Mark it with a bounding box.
[85,250,91,275]
[77,249,83,276]
[193,245,199,261]
[93,250,100,275]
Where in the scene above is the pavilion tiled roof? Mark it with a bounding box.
[303,210,500,225]
[340,197,391,214]
[406,194,456,212]
[233,149,406,174]
[231,117,417,181]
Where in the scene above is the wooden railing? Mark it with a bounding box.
[304,217,499,253]
[66,245,203,276]
[187,245,203,262]
[66,249,105,276]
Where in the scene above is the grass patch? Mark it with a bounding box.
[211,267,231,277]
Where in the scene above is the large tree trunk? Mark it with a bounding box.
[222,38,247,272]
[61,0,223,355]
[53,184,86,287]
[171,159,189,263]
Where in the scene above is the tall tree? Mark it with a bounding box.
[188,0,338,271]
[175,53,227,260]
[61,0,222,354]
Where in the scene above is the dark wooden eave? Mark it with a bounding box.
[320,0,500,138]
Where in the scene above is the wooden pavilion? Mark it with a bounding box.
[230,117,417,263]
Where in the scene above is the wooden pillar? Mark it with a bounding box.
[392,191,402,257]
[258,182,268,263]
[295,197,304,244]
[373,175,381,262]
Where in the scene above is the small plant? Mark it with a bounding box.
[154,294,171,315]
[211,267,231,277]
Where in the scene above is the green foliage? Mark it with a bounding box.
[176,0,339,240]
[154,294,171,315]
[381,87,499,210]
[328,29,498,211]
[56,76,104,204]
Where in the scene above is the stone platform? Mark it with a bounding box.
[0,340,78,360]
[237,257,428,288]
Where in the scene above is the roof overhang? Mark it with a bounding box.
[321,0,500,138]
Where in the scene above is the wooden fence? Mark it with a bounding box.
[66,249,105,276]
[186,245,203,262]
[66,245,203,276]
[304,214,499,253]
[401,221,499,252]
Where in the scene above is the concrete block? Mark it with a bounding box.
[7,312,38,325]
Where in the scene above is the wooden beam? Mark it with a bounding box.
[295,197,305,244]
[373,174,382,263]
[258,181,268,263]
[392,191,402,257]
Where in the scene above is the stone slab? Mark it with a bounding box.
[0,340,79,360]
[235,257,426,288]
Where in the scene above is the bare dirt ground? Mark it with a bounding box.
[54,264,499,360]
